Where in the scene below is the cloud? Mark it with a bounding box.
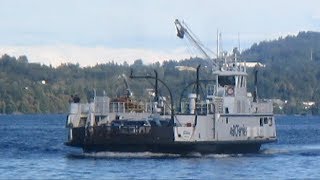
[0,45,191,67]
[1,0,319,67]
[312,13,320,20]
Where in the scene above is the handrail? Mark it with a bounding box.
[130,69,175,125]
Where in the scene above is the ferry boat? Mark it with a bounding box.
[65,20,277,154]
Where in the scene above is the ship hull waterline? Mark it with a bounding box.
[65,127,276,154]
[68,142,266,154]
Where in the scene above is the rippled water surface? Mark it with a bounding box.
[0,114,320,179]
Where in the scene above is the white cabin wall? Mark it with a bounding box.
[68,103,88,127]
[234,96,252,113]
[215,116,276,141]
[194,116,214,141]
[174,115,214,142]
[223,97,235,113]
[223,96,250,114]
[251,102,273,113]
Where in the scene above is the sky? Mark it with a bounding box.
[0,0,319,67]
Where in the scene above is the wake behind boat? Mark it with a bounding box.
[65,19,277,154]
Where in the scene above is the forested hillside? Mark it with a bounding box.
[0,55,211,114]
[1,31,320,114]
[242,31,320,114]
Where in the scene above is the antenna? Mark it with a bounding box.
[238,32,241,52]
[219,32,223,58]
[217,29,219,59]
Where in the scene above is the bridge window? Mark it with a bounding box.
[218,76,235,87]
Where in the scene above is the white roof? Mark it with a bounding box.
[237,62,266,68]
[213,70,247,76]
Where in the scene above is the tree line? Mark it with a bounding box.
[1,31,320,114]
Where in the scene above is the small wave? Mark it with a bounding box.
[85,151,182,158]
[300,144,320,151]
[260,144,320,156]
[66,151,257,159]
[286,144,320,153]
[203,153,243,158]
[66,144,320,159]
[68,151,248,159]
[67,151,182,159]
[183,152,202,157]
[299,152,320,157]
[260,148,290,155]
[297,144,320,157]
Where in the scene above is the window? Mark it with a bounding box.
[269,117,273,126]
[218,76,235,87]
[260,118,263,126]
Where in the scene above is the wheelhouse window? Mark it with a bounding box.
[218,76,235,87]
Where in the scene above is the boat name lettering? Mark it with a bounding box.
[229,125,247,137]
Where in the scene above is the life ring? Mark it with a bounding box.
[226,86,234,96]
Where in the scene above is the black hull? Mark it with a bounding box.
[81,142,263,154]
[65,127,275,154]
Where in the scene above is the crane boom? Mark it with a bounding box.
[120,74,133,98]
[174,19,213,64]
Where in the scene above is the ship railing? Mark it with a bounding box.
[109,102,126,113]
[71,100,167,114]
[179,101,215,115]
[109,102,153,113]
[92,125,151,135]
[94,96,110,115]
[214,97,224,114]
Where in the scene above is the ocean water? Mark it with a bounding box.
[0,114,320,179]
